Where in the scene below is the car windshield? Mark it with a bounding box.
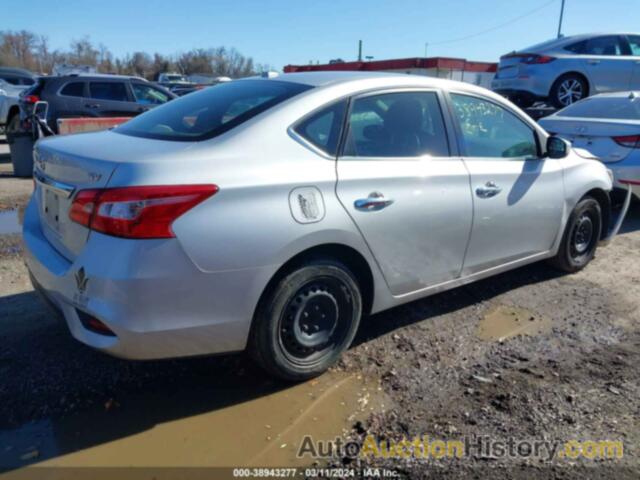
[558,96,640,120]
[116,79,313,141]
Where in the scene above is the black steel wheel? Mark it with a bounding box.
[249,259,362,381]
[549,196,601,273]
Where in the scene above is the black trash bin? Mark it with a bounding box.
[7,128,35,178]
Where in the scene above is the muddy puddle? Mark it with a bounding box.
[0,209,21,235]
[1,372,386,469]
[477,305,551,342]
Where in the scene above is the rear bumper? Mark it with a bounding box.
[22,196,274,360]
[492,74,553,100]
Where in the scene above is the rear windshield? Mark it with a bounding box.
[558,96,640,120]
[116,79,313,141]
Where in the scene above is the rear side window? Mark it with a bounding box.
[294,101,347,156]
[564,41,586,54]
[116,79,313,141]
[89,82,129,102]
[583,36,624,56]
[60,82,85,97]
[451,94,538,158]
[343,91,450,158]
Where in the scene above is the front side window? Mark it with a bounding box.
[583,36,624,56]
[343,91,450,158]
[60,82,85,97]
[628,35,640,56]
[294,101,346,156]
[132,83,170,105]
[117,79,312,141]
[451,94,538,158]
[89,82,129,102]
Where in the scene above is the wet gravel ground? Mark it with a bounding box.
[331,202,640,478]
[0,189,639,478]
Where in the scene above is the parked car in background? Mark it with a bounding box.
[156,72,193,90]
[539,91,640,198]
[0,67,36,134]
[19,74,176,134]
[24,72,619,381]
[492,33,640,108]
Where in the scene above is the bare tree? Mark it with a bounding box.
[0,30,263,79]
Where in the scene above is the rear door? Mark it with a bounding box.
[580,35,633,93]
[448,92,564,275]
[336,89,473,296]
[86,80,138,117]
[56,80,87,120]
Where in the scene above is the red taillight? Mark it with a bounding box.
[524,54,555,64]
[69,185,218,239]
[503,53,556,65]
[23,95,40,103]
[612,135,640,148]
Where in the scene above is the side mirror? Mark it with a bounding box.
[546,136,569,159]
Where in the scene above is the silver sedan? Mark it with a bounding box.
[24,72,615,381]
[492,33,640,108]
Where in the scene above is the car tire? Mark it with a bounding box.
[549,197,601,273]
[550,74,588,108]
[249,259,362,382]
[512,95,535,109]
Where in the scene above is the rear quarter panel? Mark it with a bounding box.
[105,85,395,313]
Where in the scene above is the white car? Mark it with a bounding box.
[539,91,640,197]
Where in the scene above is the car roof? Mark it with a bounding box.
[517,33,640,53]
[0,67,36,78]
[245,71,488,94]
[40,73,148,82]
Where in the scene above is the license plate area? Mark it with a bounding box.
[43,188,62,233]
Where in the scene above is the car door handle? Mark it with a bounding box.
[354,192,394,211]
[475,181,502,198]
[85,103,100,109]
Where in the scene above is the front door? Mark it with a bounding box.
[448,93,564,275]
[336,90,473,296]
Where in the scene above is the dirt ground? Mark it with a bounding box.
[0,138,638,479]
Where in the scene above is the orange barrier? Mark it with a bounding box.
[57,117,132,135]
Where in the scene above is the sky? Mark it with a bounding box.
[3,0,638,70]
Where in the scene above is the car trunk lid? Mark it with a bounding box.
[33,130,196,260]
[539,117,640,163]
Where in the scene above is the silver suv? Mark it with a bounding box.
[492,33,640,108]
